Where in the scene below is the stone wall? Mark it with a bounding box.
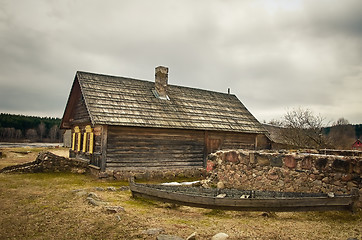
[92,168,206,181]
[0,151,89,174]
[205,149,361,206]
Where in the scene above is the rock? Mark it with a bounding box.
[347,182,357,189]
[341,174,352,182]
[186,232,197,240]
[71,168,86,174]
[103,206,125,214]
[88,192,100,200]
[322,177,329,183]
[86,197,107,206]
[300,157,312,169]
[206,161,215,172]
[201,179,211,188]
[95,187,105,191]
[249,152,255,164]
[208,154,217,161]
[333,173,342,180]
[216,181,225,189]
[261,212,277,218]
[142,228,164,235]
[216,194,226,198]
[327,192,335,198]
[267,169,279,180]
[256,155,270,166]
[211,232,229,240]
[270,156,283,167]
[223,151,239,163]
[333,180,342,186]
[98,172,109,178]
[119,186,129,191]
[332,159,350,172]
[156,234,184,240]
[107,187,117,191]
[314,180,322,186]
[284,155,296,168]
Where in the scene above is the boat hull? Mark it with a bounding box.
[130,181,358,212]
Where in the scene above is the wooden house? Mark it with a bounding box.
[352,139,362,150]
[60,66,270,171]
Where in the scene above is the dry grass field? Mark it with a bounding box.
[0,147,361,240]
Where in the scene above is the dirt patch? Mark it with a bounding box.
[49,148,69,158]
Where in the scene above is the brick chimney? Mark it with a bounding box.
[155,66,169,99]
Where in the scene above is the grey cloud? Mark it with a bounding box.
[0,0,361,124]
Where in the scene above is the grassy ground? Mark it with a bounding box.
[0,147,361,240]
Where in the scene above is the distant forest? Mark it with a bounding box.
[324,124,362,139]
[0,113,62,142]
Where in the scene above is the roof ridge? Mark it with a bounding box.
[76,71,234,97]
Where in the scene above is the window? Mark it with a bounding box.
[72,125,94,154]
[82,125,94,154]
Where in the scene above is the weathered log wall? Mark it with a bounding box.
[207,131,256,151]
[106,126,205,170]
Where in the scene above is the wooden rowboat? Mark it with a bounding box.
[129,179,359,212]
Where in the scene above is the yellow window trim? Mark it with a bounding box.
[82,132,87,152]
[89,132,94,154]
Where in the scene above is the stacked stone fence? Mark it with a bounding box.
[0,151,89,174]
[206,149,361,207]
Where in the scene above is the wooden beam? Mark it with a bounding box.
[100,125,108,171]
[203,130,208,167]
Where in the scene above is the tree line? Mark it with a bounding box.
[267,108,361,150]
[0,113,62,142]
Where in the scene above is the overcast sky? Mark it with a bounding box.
[0,0,361,125]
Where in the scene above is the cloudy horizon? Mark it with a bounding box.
[0,0,361,125]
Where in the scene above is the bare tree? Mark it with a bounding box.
[26,128,38,141]
[1,128,16,140]
[328,118,356,149]
[275,107,327,149]
[49,125,59,142]
[334,117,349,126]
[15,129,22,139]
[38,122,46,141]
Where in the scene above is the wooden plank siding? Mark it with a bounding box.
[71,95,91,124]
[207,131,257,152]
[106,126,205,170]
[103,126,259,170]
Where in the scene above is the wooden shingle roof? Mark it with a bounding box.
[62,71,267,134]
